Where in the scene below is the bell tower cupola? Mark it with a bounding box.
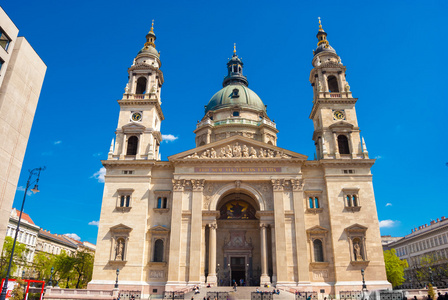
[223,44,249,87]
[109,21,165,161]
[309,18,369,160]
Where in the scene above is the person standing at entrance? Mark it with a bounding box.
[233,281,237,291]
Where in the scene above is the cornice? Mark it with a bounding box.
[171,158,305,166]
[302,159,375,168]
[309,98,358,120]
[118,98,165,121]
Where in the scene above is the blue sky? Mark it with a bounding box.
[2,0,447,244]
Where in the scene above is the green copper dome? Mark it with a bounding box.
[205,84,266,113]
[205,49,266,113]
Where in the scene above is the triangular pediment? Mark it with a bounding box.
[345,223,368,233]
[329,121,354,129]
[306,225,329,235]
[110,223,133,233]
[149,225,170,233]
[122,122,146,130]
[168,136,307,161]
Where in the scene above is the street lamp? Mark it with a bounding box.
[115,268,120,288]
[228,263,231,287]
[429,267,434,287]
[21,270,25,279]
[361,269,367,300]
[0,167,45,300]
[217,264,220,286]
[49,267,54,287]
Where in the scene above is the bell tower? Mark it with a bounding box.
[309,18,368,160]
[109,21,164,160]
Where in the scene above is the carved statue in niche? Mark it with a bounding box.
[258,148,265,158]
[354,241,363,261]
[115,239,124,260]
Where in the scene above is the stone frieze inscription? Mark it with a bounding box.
[194,167,281,173]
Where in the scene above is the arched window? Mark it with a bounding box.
[346,195,352,207]
[153,239,164,262]
[327,76,339,92]
[313,239,324,262]
[314,197,320,209]
[309,197,314,209]
[352,195,358,207]
[127,136,138,155]
[338,135,350,154]
[136,77,147,94]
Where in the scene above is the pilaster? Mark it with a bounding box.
[271,179,287,284]
[291,179,310,284]
[166,180,184,285]
[188,179,204,284]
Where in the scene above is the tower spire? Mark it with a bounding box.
[223,45,248,87]
[318,17,324,32]
[144,20,157,49]
[233,43,237,55]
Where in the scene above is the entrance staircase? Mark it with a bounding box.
[185,287,295,300]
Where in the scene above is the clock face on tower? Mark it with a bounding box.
[131,112,142,122]
[333,110,345,120]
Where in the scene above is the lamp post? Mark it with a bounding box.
[49,267,54,287]
[21,270,25,279]
[429,267,434,287]
[0,167,45,300]
[228,263,231,287]
[217,264,220,287]
[361,269,367,300]
[115,268,120,288]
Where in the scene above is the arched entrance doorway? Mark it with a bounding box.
[210,192,262,286]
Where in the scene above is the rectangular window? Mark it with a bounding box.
[443,235,447,244]
[0,58,4,72]
[0,28,11,51]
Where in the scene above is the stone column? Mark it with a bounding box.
[333,132,340,158]
[271,179,287,284]
[189,179,204,284]
[348,132,356,158]
[270,225,277,284]
[208,223,218,285]
[291,179,310,284]
[260,223,269,283]
[200,224,207,283]
[166,180,184,287]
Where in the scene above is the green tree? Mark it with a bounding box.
[428,283,435,299]
[384,249,409,287]
[31,252,55,281]
[72,250,94,289]
[0,237,29,278]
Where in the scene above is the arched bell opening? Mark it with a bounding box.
[205,190,268,287]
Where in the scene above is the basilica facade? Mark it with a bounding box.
[89,21,390,297]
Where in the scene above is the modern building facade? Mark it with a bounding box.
[90,21,390,297]
[0,7,46,253]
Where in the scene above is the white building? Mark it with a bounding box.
[6,209,40,276]
[0,6,47,253]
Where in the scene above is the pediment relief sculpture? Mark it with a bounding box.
[183,142,291,160]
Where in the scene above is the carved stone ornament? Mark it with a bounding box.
[183,142,291,160]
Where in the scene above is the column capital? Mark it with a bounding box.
[208,223,218,230]
[260,223,269,229]
[191,179,205,191]
[172,179,184,191]
[271,179,284,191]
[290,179,303,191]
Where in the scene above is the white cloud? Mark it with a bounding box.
[386,203,392,207]
[88,220,99,226]
[93,152,102,157]
[374,155,382,159]
[91,167,106,183]
[379,220,398,228]
[162,134,178,142]
[54,141,62,145]
[17,186,32,196]
[64,233,81,241]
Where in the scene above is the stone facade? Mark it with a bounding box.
[89,22,390,297]
[0,7,47,253]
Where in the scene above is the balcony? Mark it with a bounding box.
[196,118,276,129]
